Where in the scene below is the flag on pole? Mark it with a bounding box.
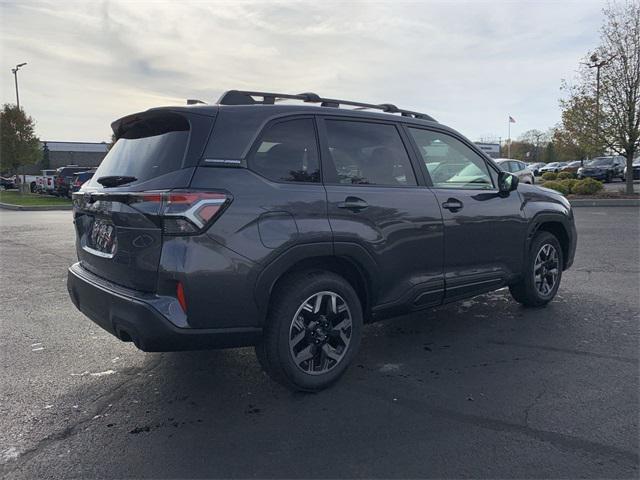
[509,116,516,123]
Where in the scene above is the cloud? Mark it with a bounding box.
[1,0,604,142]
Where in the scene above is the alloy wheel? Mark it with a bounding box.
[534,244,559,296]
[288,291,353,375]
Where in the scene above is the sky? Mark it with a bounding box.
[0,0,606,143]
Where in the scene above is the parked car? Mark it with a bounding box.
[622,158,640,181]
[527,162,546,176]
[70,170,96,195]
[494,158,535,184]
[67,90,577,391]
[560,161,582,175]
[577,156,625,182]
[54,166,92,197]
[539,162,567,174]
[13,174,38,192]
[0,175,16,190]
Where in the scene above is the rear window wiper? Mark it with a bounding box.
[96,175,137,187]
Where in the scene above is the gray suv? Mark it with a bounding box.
[67,90,577,391]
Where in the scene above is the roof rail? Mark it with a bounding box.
[216,90,436,121]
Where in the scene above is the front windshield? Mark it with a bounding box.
[546,162,559,167]
[588,157,614,166]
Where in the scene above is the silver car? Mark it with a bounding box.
[539,162,567,174]
[494,158,535,184]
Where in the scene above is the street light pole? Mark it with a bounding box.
[11,62,27,110]
[584,53,614,157]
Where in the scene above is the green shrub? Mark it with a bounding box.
[543,180,569,195]
[542,172,558,181]
[572,178,604,195]
[557,171,574,180]
[560,178,579,193]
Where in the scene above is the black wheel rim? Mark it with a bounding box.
[534,244,559,296]
[288,291,353,375]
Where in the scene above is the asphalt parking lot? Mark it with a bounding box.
[600,179,639,193]
[0,207,638,479]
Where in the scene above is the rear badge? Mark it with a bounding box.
[132,234,154,248]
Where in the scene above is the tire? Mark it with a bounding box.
[509,231,563,307]
[255,270,363,392]
[605,172,612,183]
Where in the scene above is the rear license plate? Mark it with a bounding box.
[89,218,117,257]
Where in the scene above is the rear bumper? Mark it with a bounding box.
[67,263,261,352]
[578,172,608,180]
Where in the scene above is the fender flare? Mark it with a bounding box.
[524,211,573,268]
[253,241,379,321]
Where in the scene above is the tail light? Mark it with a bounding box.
[131,190,231,235]
[176,281,187,313]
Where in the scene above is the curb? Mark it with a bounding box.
[0,202,73,211]
[569,198,640,207]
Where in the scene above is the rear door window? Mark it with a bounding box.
[322,120,417,186]
[248,118,320,183]
[92,113,190,185]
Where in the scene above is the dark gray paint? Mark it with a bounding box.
[68,103,577,351]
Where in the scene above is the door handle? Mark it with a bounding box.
[442,198,463,212]
[337,196,368,212]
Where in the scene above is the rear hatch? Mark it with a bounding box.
[73,109,216,292]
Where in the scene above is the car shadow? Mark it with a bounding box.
[16,287,619,479]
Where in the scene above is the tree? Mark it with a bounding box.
[542,141,559,164]
[503,140,534,160]
[518,129,549,145]
[106,132,116,151]
[599,1,640,194]
[518,129,549,162]
[558,86,603,159]
[551,125,590,161]
[0,104,41,176]
[561,1,640,193]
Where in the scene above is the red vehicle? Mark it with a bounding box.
[53,166,92,197]
[35,169,57,194]
[70,170,96,195]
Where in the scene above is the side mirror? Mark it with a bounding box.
[498,171,519,195]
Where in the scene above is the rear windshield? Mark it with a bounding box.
[92,113,190,185]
